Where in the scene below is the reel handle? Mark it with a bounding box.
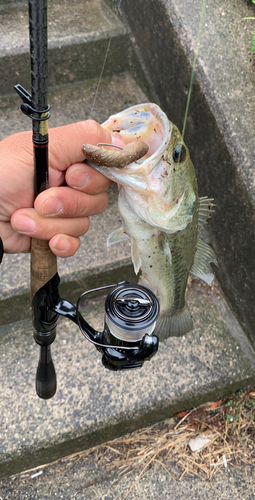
[33,308,58,400]
[36,344,56,399]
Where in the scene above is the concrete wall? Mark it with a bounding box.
[118,0,255,345]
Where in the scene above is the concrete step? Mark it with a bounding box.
[0,72,148,324]
[1,0,254,484]
[0,0,129,96]
[116,0,255,348]
[0,276,254,478]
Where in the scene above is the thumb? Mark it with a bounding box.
[49,120,113,173]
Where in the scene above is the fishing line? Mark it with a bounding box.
[89,0,123,119]
[155,0,207,299]
[88,0,207,308]
[181,0,207,141]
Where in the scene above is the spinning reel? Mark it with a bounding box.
[33,274,160,399]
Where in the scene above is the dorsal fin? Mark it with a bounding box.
[190,239,218,285]
[198,197,215,233]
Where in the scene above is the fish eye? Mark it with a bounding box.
[173,143,186,163]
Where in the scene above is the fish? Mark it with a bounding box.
[82,103,217,341]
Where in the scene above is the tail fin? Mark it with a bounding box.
[154,303,193,341]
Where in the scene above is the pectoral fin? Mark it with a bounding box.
[107,227,129,247]
[163,240,172,265]
[190,239,218,285]
[164,190,196,233]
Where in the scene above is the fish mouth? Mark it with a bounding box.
[101,103,171,175]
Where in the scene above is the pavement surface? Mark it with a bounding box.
[0,444,255,499]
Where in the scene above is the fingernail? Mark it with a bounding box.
[69,170,90,189]
[52,236,70,252]
[42,196,63,216]
[12,215,36,234]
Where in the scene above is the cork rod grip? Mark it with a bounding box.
[31,238,58,300]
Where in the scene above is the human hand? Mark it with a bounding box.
[0,120,120,257]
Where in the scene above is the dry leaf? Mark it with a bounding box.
[207,399,223,410]
[176,411,189,419]
[189,432,214,452]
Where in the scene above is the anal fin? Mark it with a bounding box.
[190,239,217,285]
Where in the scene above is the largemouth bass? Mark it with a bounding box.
[83,103,217,341]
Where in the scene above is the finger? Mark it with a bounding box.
[48,120,113,186]
[49,234,80,257]
[34,187,109,217]
[0,220,81,257]
[11,209,90,240]
[65,162,112,194]
[0,221,31,254]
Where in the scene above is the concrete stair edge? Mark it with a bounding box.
[0,0,130,96]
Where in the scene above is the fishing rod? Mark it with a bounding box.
[15,0,58,400]
[14,0,159,400]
